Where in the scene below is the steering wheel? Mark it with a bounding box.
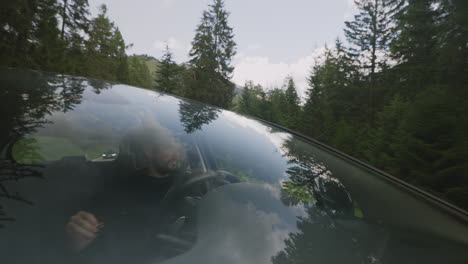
[151,170,239,256]
[162,170,236,203]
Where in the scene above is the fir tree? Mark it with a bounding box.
[155,45,181,94]
[187,0,237,108]
[389,0,439,94]
[344,0,393,76]
[128,56,151,88]
[58,0,90,41]
[86,4,129,82]
[283,76,300,130]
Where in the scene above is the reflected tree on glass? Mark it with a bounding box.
[280,137,354,217]
[87,78,111,94]
[0,69,86,228]
[271,203,385,264]
[58,75,87,112]
[178,100,220,134]
[274,137,388,264]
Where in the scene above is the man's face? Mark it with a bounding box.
[144,146,179,175]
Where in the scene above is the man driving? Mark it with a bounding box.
[64,124,187,261]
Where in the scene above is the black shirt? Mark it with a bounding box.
[77,168,176,264]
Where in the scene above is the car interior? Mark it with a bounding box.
[0,133,241,263]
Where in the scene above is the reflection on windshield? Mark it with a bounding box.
[178,100,220,134]
[0,70,90,228]
[280,137,354,217]
[1,68,468,264]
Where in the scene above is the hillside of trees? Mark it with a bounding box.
[0,0,467,210]
[234,0,468,209]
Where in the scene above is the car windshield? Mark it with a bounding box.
[1,68,468,264]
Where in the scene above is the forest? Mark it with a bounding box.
[0,0,467,210]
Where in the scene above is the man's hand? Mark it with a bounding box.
[66,211,103,252]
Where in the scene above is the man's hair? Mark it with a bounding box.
[118,123,186,171]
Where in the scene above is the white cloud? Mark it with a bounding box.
[344,0,358,21]
[153,37,190,61]
[220,111,291,155]
[246,44,262,51]
[163,184,301,264]
[161,0,176,7]
[232,47,326,99]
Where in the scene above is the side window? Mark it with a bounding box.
[12,136,119,164]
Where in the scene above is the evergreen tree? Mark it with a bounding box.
[0,1,43,68]
[87,5,114,57]
[178,101,220,133]
[86,4,129,82]
[238,81,268,119]
[186,0,237,107]
[155,45,181,94]
[344,0,393,76]
[112,27,129,83]
[31,0,64,72]
[128,56,151,88]
[283,77,301,130]
[58,0,90,41]
[266,88,288,127]
[389,0,439,95]
[344,0,394,121]
[434,0,468,95]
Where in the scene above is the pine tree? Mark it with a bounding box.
[87,5,114,57]
[344,0,393,76]
[434,0,468,95]
[112,27,129,83]
[283,76,300,130]
[31,0,64,72]
[389,0,439,94]
[0,1,42,68]
[86,4,129,82]
[238,81,267,119]
[267,88,289,127]
[155,45,181,94]
[128,56,151,88]
[187,0,237,108]
[58,0,90,41]
[344,0,394,122]
[300,53,336,143]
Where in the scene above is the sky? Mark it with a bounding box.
[88,0,358,98]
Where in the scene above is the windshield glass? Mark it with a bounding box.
[1,68,468,264]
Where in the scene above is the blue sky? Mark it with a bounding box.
[89,0,357,97]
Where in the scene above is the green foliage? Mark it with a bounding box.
[154,45,182,93]
[238,81,268,119]
[58,0,90,41]
[128,56,151,88]
[344,0,392,75]
[266,88,289,126]
[389,0,440,95]
[281,181,316,204]
[0,0,466,209]
[178,100,220,134]
[368,94,410,175]
[85,5,129,82]
[283,77,301,130]
[0,2,130,84]
[232,0,468,209]
[186,0,237,108]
